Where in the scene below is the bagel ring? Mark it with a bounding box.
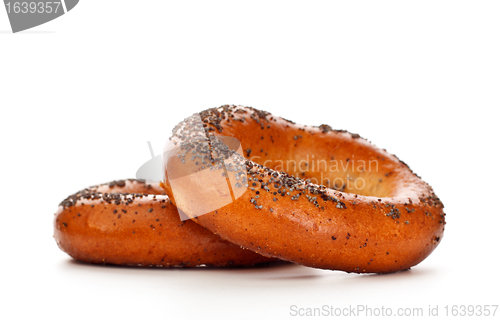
[162,105,445,273]
[54,179,274,267]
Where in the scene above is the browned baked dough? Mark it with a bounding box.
[54,179,274,267]
[162,105,446,273]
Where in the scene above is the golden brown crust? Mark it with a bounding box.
[162,105,445,273]
[54,179,274,267]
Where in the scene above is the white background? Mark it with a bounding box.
[1,1,499,319]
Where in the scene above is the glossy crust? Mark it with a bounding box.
[54,179,274,267]
[162,105,446,273]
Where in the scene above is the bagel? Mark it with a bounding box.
[161,105,445,273]
[54,179,274,267]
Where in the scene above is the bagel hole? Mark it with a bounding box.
[216,129,396,198]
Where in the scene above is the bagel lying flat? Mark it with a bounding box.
[162,105,445,273]
[54,179,274,267]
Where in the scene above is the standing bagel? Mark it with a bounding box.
[54,179,274,267]
[162,105,445,273]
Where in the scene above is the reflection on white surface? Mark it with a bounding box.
[53,258,444,319]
